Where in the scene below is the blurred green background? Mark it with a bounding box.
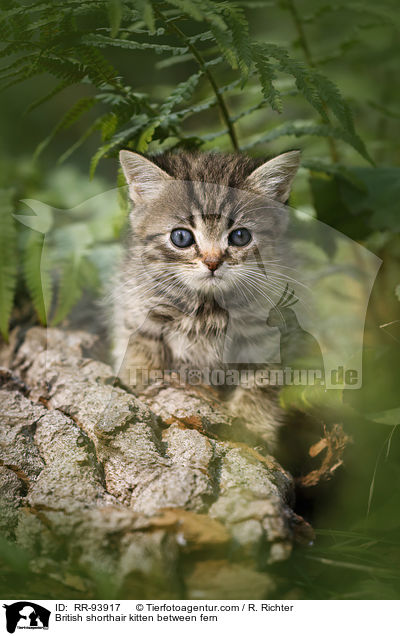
[0,0,399,600]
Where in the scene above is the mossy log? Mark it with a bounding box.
[0,327,312,599]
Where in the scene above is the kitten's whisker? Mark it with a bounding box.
[238,270,308,311]
[233,272,290,322]
[266,272,311,291]
[241,265,310,291]
[242,259,304,274]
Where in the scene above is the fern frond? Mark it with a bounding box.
[136,121,160,153]
[160,71,202,115]
[166,0,204,21]
[76,46,119,86]
[311,70,371,161]
[39,56,87,83]
[224,4,252,80]
[101,112,119,141]
[210,24,238,68]
[108,0,123,38]
[156,52,193,69]
[23,231,53,325]
[255,43,327,122]
[51,258,83,326]
[134,0,156,33]
[187,30,214,44]
[89,118,147,177]
[252,46,282,112]
[0,189,17,341]
[241,120,363,150]
[81,34,188,56]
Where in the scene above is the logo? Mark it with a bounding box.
[3,603,50,634]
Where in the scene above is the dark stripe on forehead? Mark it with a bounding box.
[215,188,237,220]
[185,181,203,214]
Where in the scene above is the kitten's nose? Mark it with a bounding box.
[203,257,221,272]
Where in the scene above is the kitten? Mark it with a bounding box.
[110,150,300,448]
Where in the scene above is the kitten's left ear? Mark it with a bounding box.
[244,151,301,202]
[119,150,171,203]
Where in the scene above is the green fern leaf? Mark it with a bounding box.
[256,43,327,122]
[135,0,156,33]
[160,71,202,115]
[89,118,147,177]
[225,5,252,80]
[101,112,119,141]
[136,121,160,153]
[51,258,83,326]
[211,24,238,69]
[310,70,372,161]
[252,47,282,112]
[23,231,53,325]
[187,30,214,44]
[0,189,17,341]
[76,46,118,86]
[166,0,204,21]
[39,56,86,83]
[156,52,193,69]
[81,34,188,56]
[108,0,123,37]
[241,120,362,150]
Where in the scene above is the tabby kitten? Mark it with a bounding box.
[110,150,300,448]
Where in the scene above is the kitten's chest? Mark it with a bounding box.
[163,304,228,367]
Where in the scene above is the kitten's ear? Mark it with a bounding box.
[244,151,300,203]
[119,150,171,203]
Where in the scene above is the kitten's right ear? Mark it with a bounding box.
[244,151,300,203]
[119,150,171,203]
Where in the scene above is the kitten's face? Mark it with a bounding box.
[120,151,299,305]
[134,181,287,298]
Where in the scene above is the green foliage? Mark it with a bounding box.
[0,189,17,340]
[22,230,52,325]
[0,0,379,171]
[0,0,398,337]
[0,0,399,602]
[0,166,123,335]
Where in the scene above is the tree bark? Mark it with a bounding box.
[0,327,312,599]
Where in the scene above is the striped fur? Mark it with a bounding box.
[109,150,300,448]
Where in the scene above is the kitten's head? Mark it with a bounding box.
[119,150,300,304]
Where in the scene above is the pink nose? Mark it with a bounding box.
[203,258,221,271]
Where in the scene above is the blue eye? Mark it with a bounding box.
[170,228,195,248]
[228,228,251,247]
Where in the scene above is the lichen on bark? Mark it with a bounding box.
[0,327,313,599]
